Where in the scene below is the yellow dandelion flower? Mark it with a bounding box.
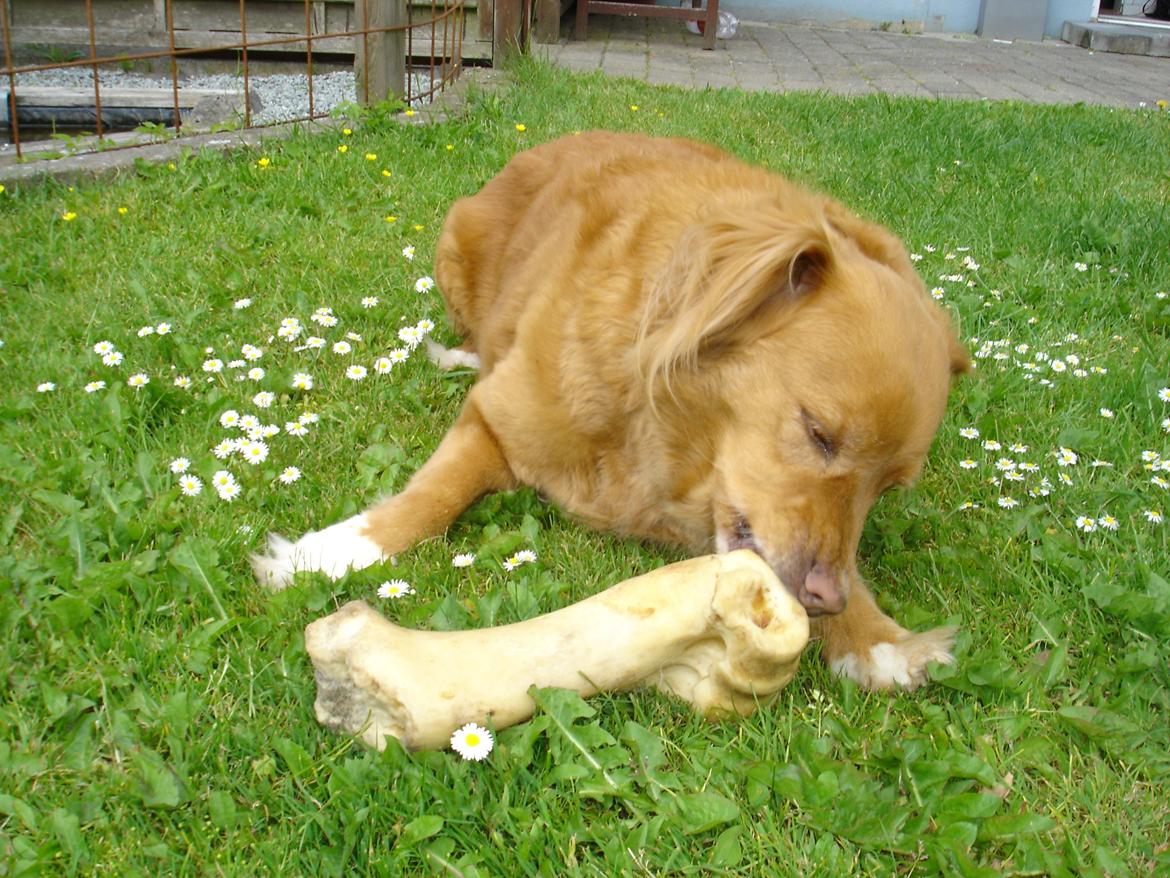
[343,127,353,135]
[167,162,176,171]
[62,211,77,221]
[338,144,348,153]
[0,184,5,194]
[257,156,270,168]
[629,104,639,111]
[385,215,397,223]
[413,224,424,231]
[381,169,391,177]
[1158,99,1168,111]
[446,144,454,151]
[404,109,416,117]
[515,123,526,132]
[117,206,128,215]
[365,152,377,161]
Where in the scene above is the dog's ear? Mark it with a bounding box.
[637,208,832,395]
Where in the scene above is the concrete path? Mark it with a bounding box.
[542,18,1170,107]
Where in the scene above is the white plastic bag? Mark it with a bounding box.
[685,9,739,39]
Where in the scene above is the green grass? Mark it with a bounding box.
[1,59,1169,876]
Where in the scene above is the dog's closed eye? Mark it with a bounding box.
[801,408,838,459]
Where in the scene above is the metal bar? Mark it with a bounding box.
[1,0,21,158]
[165,0,182,131]
[239,0,252,128]
[84,0,105,139]
[304,0,315,119]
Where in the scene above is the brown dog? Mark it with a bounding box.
[254,131,968,690]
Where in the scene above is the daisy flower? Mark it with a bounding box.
[958,501,980,511]
[217,482,242,502]
[277,322,303,340]
[317,315,339,329]
[417,319,435,334]
[997,497,1018,509]
[1159,387,1170,403]
[388,348,410,365]
[959,427,980,439]
[213,439,237,459]
[1009,443,1029,454]
[1050,360,1067,373]
[247,368,265,382]
[361,296,379,309]
[502,558,521,572]
[203,358,224,373]
[93,340,115,355]
[1141,450,1161,463]
[305,336,326,350]
[291,372,314,390]
[1153,476,1170,490]
[346,365,368,381]
[415,276,435,294]
[278,466,301,484]
[450,723,493,761]
[252,391,275,409]
[1100,408,1114,418]
[374,357,392,374]
[1019,462,1040,473]
[377,579,414,599]
[402,245,415,261]
[84,380,106,393]
[994,458,1017,472]
[1058,473,1074,486]
[234,297,253,310]
[930,287,945,300]
[1163,417,1170,434]
[1054,448,1079,467]
[260,424,281,439]
[220,410,241,428]
[285,421,309,437]
[1004,471,1025,482]
[1074,515,1097,533]
[238,414,261,432]
[178,475,203,496]
[102,351,124,367]
[137,325,155,337]
[156,323,172,335]
[982,440,1002,452]
[174,376,192,389]
[959,459,977,470]
[241,344,263,361]
[240,441,269,465]
[514,549,537,564]
[332,341,352,355]
[170,457,191,474]
[211,470,236,490]
[36,382,55,392]
[299,411,320,425]
[127,373,150,389]
[1097,515,1119,531]
[1074,262,1088,272]
[452,553,476,568]
[398,326,423,347]
[1145,509,1164,524]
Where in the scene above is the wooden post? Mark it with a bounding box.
[493,0,524,63]
[355,0,406,106]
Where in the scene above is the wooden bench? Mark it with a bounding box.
[574,0,719,50]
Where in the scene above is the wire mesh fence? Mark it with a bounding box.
[1,0,466,158]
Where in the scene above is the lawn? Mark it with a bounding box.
[1,59,1168,876]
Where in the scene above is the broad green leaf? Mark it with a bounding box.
[429,593,470,631]
[49,808,89,868]
[168,539,228,619]
[399,815,444,847]
[273,737,314,779]
[671,790,740,835]
[0,794,38,830]
[976,813,1056,841]
[528,686,627,794]
[208,791,238,829]
[711,826,743,866]
[133,750,186,809]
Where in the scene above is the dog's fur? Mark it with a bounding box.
[254,131,969,690]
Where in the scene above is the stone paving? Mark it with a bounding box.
[541,17,1170,107]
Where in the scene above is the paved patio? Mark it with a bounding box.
[541,18,1170,107]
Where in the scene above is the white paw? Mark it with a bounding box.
[828,627,956,691]
[424,339,481,370]
[251,513,386,591]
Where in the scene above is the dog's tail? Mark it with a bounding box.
[425,339,481,371]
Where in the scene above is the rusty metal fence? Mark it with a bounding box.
[1,0,466,159]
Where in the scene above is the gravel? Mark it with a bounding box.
[9,68,438,126]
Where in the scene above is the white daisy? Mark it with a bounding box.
[93,340,115,355]
[305,336,326,350]
[36,382,56,393]
[291,372,314,391]
[997,497,1018,509]
[361,296,379,309]
[376,579,414,599]
[1100,408,1114,419]
[397,326,423,348]
[155,322,172,335]
[84,380,106,393]
[1074,515,1097,533]
[220,410,241,428]
[127,373,149,389]
[402,245,415,260]
[278,466,301,484]
[285,421,309,437]
[959,459,977,470]
[137,325,155,337]
[1145,509,1164,524]
[374,357,392,374]
[241,344,263,361]
[216,482,242,502]
[1097,515,1119,531]
[415,276,435,294]
[170,457,190,474]
[450,723,493,761]
[202,358,224,373]
[247,368,265,381]
[417,319,435,334]
[174,376,192,389]
[299,411,320,425]
[959,427,980,439]
[211,470,236,489]
[332,341,352,355]
[388,348,410,365]
[102,351,124,367]
[252,391,275,409]
[452,553,476,568]
[234,297,253,310]
[1159,387,1170,403]
[1054,448,1079,467]
[982,440,1002,451]
[346,365,368,381]
[239,441,269,465]
[238,415,261,431]
[213,439,237,459]
[178,475,203,496]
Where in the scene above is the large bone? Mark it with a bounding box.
[305,550,809,751]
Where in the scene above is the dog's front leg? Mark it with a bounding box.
[812,576,955,691]
[253,390,516,590]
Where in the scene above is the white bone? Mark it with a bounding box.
[304,550,808,751]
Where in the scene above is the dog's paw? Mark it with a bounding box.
[424,339,481,371]
[251,514,386,591]
[828,626,956,691]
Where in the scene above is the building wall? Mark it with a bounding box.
[722,0,1096,37]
